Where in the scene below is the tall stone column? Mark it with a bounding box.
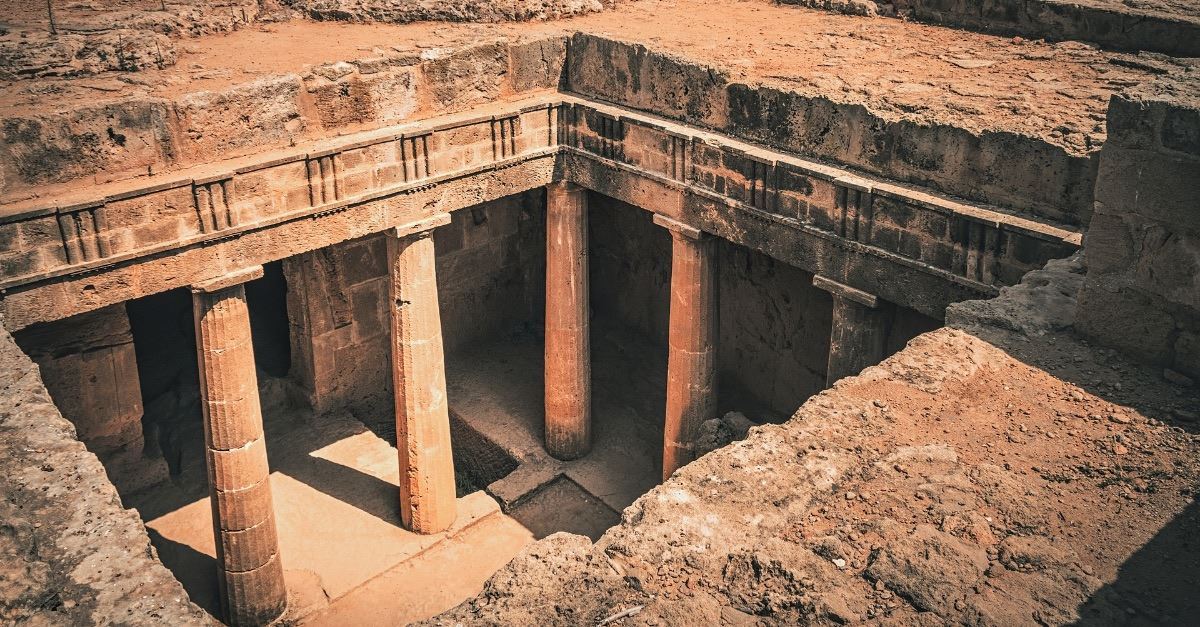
[655,215,718,480]
[388,213,457,534]
[544,182,592,460]
[814,275,889,386]
[191,266,287,627]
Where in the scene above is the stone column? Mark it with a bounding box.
[814,275,889,386]
[387,213,457,534]
[544,182,592,460]
[655,215,718,480]
[191,266,286,627]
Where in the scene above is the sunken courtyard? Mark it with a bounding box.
[1,0,1199,625]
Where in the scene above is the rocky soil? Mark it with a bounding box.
[428,255,1200,626]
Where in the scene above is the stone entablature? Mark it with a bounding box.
[0,95,1079,330]
[561,100,1080,293]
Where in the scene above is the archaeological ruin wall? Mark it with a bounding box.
[1076,67,1200,381]
[4,2,1199,623]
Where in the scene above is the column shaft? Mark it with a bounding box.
[814,275,889,386]
[192,267,286,627]
[544,182,592,460]
[657,216,718,480]
[388,218,457,534]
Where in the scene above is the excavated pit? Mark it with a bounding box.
[1,1,1198,626]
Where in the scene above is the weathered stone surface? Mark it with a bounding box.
[865,522,989,611]
[821,282,888,385]
[1076,64,1200,379]
[0,318,207,625]
[388,219,458,534]
[803,0,1200,57]
[658,215,718,480]
[566,33,1095,225]
[509,36,568,92]
[0,30,177,79]
[13,304,144,456]
[0,37,563,201]
[176,75,306,162]
[192,273,287,626]
[0,98,176,193]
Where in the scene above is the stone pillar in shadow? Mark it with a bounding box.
[814,275,889,386]
[191,266,287,627]
[655,214,718,480]
[387,213,457,534]
[544,182,592,461]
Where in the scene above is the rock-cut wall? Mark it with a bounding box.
[0,317,206,625]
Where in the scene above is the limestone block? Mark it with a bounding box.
[508,36,567,93]
[206,441,271,493]
[1076,280,1176,366]
[1093,147,1200,230]
[219,551,287,627]
[214,478,276,532]
[306,65,418,129]
[218,516,280,572]
[234,161,311,224]
[568,33,731,129]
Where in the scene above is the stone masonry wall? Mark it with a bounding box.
[889,0,1200,57]
[1075,65,1200,380]
[566,33,1096,227]
[284,192,546,418]
[12,304,144,457]
[283,0,607,22]
[588,192,672,345]
[0,317,207,625]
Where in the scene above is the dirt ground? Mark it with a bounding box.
[1,0,1177,156]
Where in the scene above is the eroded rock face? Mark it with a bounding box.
[284,0,607,22]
